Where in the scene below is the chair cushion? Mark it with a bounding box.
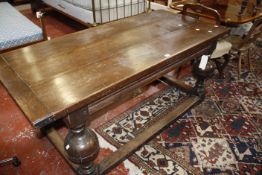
[210,39,232,59]
[230,22,253,37]
[0,2,43,51]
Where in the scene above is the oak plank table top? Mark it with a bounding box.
[170,0,262,26]
[0,10,227,129]
[0,10,228,174]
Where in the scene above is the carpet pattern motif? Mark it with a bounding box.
[96,58,262,174]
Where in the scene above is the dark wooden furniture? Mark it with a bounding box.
[30,0,43,13]
[0,10,228,175]
[170,0,262,26]
[181,2,222,24]
[172,1,262,78]
[181,3,231,78]
[229,17,262,78]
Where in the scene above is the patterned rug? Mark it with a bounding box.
[96,53,262,174]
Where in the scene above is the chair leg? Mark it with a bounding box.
[247,47,252,71]
[175,66,182,78]
[238,52,242,79]
[213,54,230,79]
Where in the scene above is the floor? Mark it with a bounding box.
[21,9,86,38]
[0,77,166,175]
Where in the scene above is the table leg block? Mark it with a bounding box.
[64,108,100,175]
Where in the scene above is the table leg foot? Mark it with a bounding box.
[192,59,215,99]
[64,108,100,175]
[78,162,99,175]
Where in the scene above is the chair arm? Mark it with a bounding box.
[182,3,222,25]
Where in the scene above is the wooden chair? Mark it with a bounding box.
[182,3,222,25]
[178,3,232,78]
[182,3,262,79]
[227,17,262,78]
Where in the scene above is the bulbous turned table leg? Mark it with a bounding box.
[64,108,100,175]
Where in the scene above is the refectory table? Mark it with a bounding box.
[0,10,228,174]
